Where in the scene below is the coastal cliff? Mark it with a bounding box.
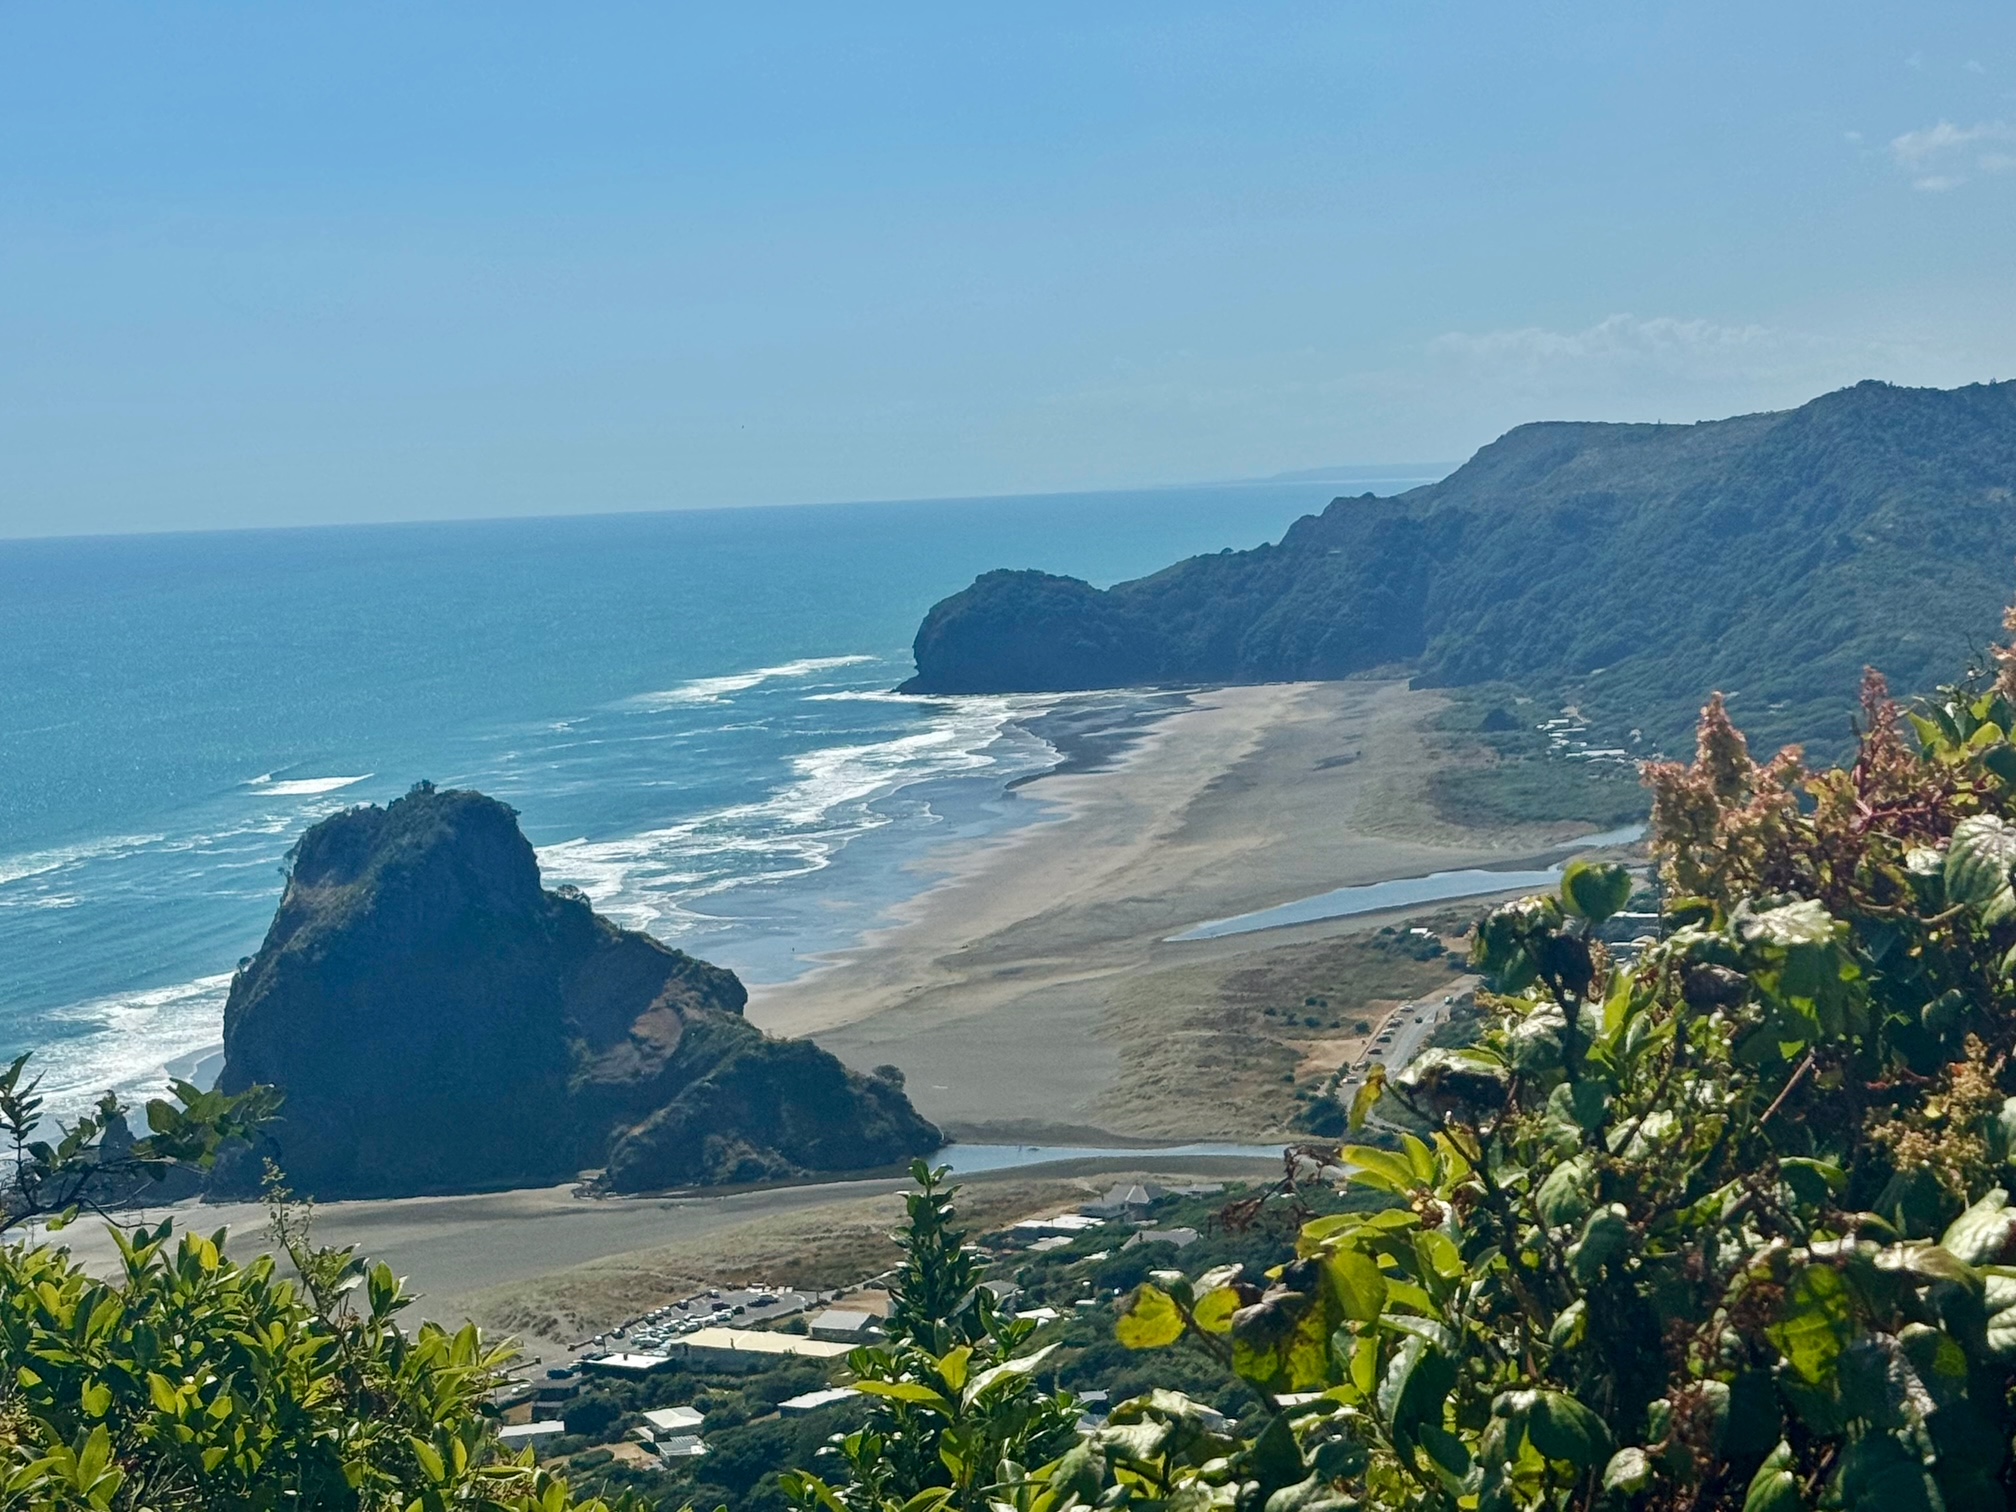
[904,379,2016,754]
[218,785,938,1198]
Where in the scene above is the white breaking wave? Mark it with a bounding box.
[539,693,1063,937]
[246,773,373,796]
[804,689,932,704]
[31,973,235,1113]
[0,833,167,890]
[628,655,879,709]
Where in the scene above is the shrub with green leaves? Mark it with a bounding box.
[1093,666,2016,1510]
[780,1163,1083,1512]
[787,643,2016,1512]
[0,1068,626,1511]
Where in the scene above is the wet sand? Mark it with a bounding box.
[748,680,1576,1141]
[42,680,1591,1361]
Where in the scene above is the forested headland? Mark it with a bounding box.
[906,381,2016,764]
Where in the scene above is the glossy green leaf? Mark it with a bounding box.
[1116,1284,1186,1349]
[1603,1446,1652,1494]
[1536,1154,1596,1227]
[1743,1442,1801,1512]
[1779,1157,1847,1209]
[1322,1250,1387,1324]
[1192,1285,1243,1335]
[1571,1206,1630,1283]
[1946,814,2016,921]
[1768,1264,1858,1385]
[1525,1389,1612,1468]
[1941,1187,2016,1265]
[1348,1065,1385,1131]
[1561,859,1633,924]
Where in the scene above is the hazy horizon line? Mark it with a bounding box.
[0,464,1461,548]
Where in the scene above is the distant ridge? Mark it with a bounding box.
[1256,463,1456,484]
[903,380,2016,754]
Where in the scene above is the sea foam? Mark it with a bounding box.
[31,973,235,1112]
[629,655,878,710]
[538,692,1062,941]
[245,774,373,796]
[0,834,167,890]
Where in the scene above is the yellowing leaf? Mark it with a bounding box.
[1115,1284,1186,1350]
[1192,1286,1243,1335]
[855,1380,951,1407]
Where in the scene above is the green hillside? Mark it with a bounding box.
[905,380,2016,760]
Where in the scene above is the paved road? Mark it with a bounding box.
[1336,974,1478,1100]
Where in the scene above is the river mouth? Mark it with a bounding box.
[1168,824,1645,942]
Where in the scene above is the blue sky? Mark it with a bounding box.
[3,3,2013,535]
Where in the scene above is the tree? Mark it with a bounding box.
[785,639,2016,1512]
[1100,667,2016,1509]
[0,1062,632,1511]
[884,1160,986,1353]
[0,1056,277,1235]
[782,1162,1083,1512]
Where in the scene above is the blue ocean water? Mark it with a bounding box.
[0,479,1437,1112]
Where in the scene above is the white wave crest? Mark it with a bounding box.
[804,689,930,704]
[30,973,234,1113]
[629,655,879,709]
[0,833,167,889]
[539,693,1062,937]
[246,774,372,796]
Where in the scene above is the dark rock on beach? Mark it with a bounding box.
[218,784,939,1198]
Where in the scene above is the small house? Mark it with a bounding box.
[1081,1184,1158,1220]
[498,1421,566,1454]
[779,1387,857,1416]
[580,1352,675,1377]
[642,1406,705,1435]
[808,1308,875,1341]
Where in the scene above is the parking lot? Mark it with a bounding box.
[579,1285,818,1354]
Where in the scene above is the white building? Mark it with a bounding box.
[1012,1214,1104,1239]
[779,1387,857,1416]
[498,1420,566,1452]
[808,1308,876,1341]
[642,1406,706,1435]
[580,1352,675,1376]
[671,1327,855,1372]
[1081,1184,1157,1219]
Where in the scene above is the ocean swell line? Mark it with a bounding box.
[628,655,880,710]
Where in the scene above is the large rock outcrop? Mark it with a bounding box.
[218,785,938,1198]
[903,379,2016,756]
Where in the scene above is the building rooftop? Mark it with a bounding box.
[1122,1226,1200,1250]
[779,1387,857,1415]
[582,1352,675,1374]
[642,1406,705,1433]
[1012,1214,1104,1235]
[676,1327,853,1360]
[499,1420,566,1443]
[809,1308,875,1338]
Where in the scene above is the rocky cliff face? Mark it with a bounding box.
[218,786,939,1198]
[903,380,2016,756]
